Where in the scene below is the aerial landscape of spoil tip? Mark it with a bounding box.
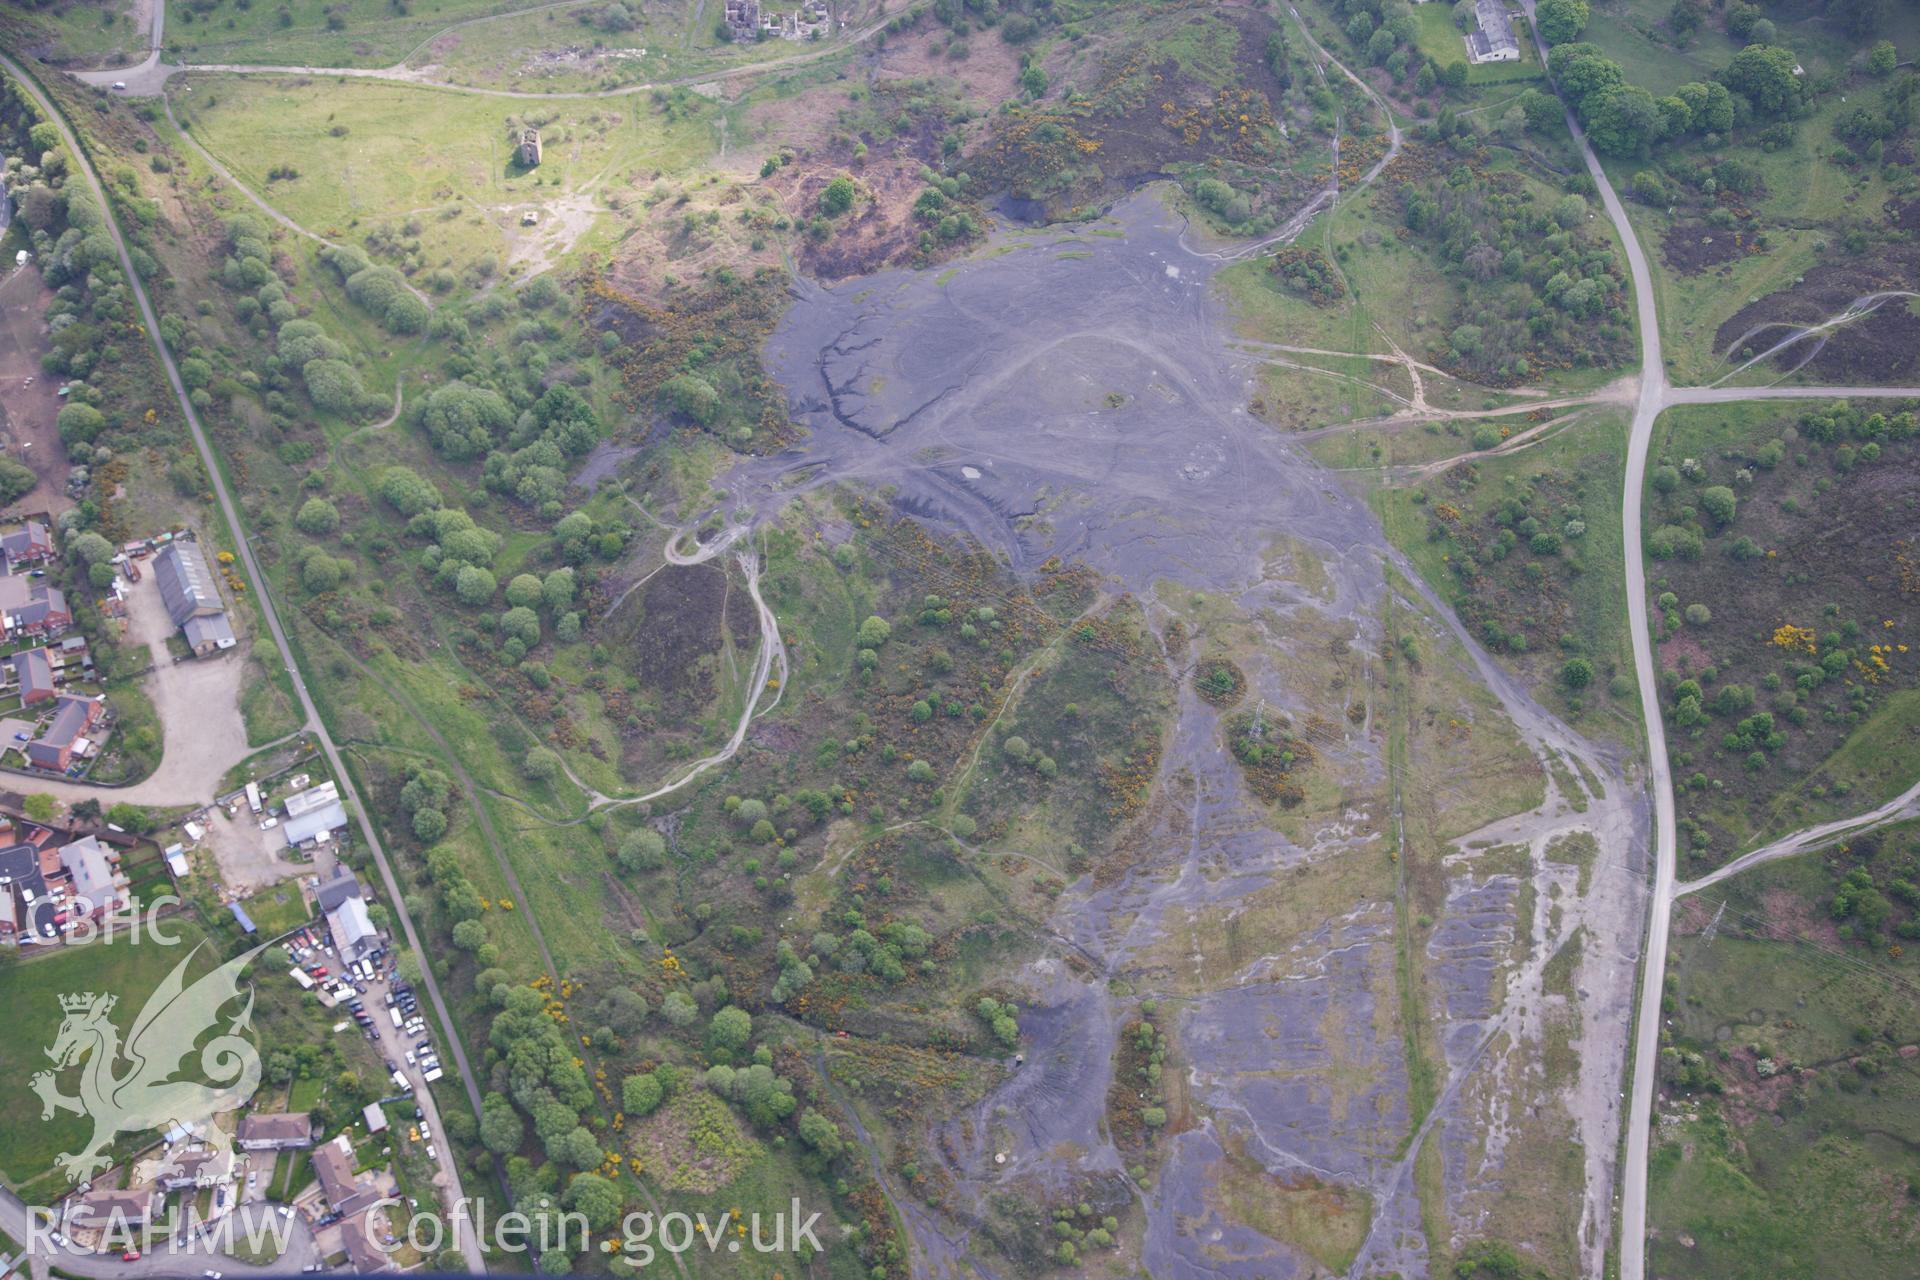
[0,1,1916,1278]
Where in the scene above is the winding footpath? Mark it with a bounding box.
[0,54,488,1275]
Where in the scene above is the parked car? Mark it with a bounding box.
[121,1249,139,1261]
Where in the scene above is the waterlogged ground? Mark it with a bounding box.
[725,193,1650,1279]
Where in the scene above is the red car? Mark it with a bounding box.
[122,1250,141,1262]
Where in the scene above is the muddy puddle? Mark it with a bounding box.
[716,191,1647,1279]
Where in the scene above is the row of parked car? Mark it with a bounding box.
[385,982,444,1083]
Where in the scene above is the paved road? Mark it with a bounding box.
[0,54,487,1274]
[1676,776,1920,899]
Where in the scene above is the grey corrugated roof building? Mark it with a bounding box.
[326,886,378,963]
[284,801,349,848]
[154,541,224,626]
[183,613,236,652]
[155,541,237,654]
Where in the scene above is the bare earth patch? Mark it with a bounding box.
[872,22,1020,107]
[0,267,73,520]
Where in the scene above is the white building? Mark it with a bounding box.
[1466,0,1520,63]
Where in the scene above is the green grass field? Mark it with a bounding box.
[1581,9,1731,96]
[173,73,717,281]
[1609,86,1910,383]
[163,0,566,69]
[0,920,216,1198]
[237,882,313,939]
[398,0,859,92]
[15,0,151,64]
[240,650,305,747]
[1653,911,1920,1280]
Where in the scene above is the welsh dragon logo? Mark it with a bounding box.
[31,941,267,1185]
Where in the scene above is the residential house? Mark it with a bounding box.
[27,694,102,772]
[0,520,54,571]
[310,1133,378,1218]
[723,0,761,39]
[183,613,236,654]
[58,835,125,918]
[154,541,237,656]
[0,574,69,641]
[66,1187,155,1232]
[155,1144,233,1191]
[340,1217,394,1274]
[1466,0,1520,63]
[518,128,542,167]
[14,646,54,706]
[236,1111,315,1152]
[285,780,341,819]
